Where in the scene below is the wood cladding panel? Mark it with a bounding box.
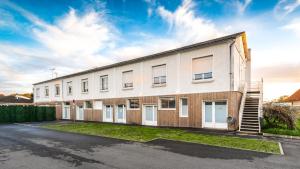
[47,91,242,130]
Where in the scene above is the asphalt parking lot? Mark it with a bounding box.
[0,123,299,169]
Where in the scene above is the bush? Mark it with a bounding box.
[263,103,296,130]
[0,105,56,123]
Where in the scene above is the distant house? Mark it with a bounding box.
[0,95,33,105]
[285,89,300,108]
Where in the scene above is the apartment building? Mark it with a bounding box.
[33,32,251,130]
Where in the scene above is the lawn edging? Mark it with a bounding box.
[263,132,300,140]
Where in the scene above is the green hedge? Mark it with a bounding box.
[0,105,56,123]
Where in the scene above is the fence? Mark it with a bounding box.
[0,105,56,123]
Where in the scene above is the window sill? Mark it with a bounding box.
[152,83,166,88]
[100,89,109,93]
[159,108,176,111]
[81,92,88,94]
[192,78,214,84]
[122,87,133,90]
[179,115,189,118]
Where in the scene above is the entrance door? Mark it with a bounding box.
[103,105,113,122]
[142,105,157,126]
[203,101,227,129]
[115,105,126,123]
[76,105,84,120]
[62,105,70,120]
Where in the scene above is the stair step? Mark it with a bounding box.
[241,124,259,128]
[242,122,259,126]
[242,120,259,123]
[243,114,258,117]
[240,128,259,132]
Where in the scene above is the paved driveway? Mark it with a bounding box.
[0,123,299,169]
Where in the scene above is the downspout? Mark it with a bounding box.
[229,40,236,91]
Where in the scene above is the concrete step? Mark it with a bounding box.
[241,124,259,128]
[240,127,259,132]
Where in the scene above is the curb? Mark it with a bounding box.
[278,142,284,155]
[263,133,300,140]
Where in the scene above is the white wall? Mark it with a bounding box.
[233,36,247,91]
[34,38,247,103]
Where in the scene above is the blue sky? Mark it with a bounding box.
[0,0,300,100]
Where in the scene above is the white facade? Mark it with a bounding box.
[33,35,249,103]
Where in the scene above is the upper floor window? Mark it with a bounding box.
[44,86,49,97]
[81,79,88,93]
[100,75,108,91]
[152,64,166,86]
[55,84,60,96]
[67,81,72,95]
[122,70,133,89]
[192,56,213,81]
[36,88,40,98]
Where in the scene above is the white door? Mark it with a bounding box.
[63,105,70,120]
[203,101,227,129]
[115,105,126,123]
[76,105,84,120]
[103,105,113,122]
[142,105,157,126]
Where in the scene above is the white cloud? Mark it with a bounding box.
[274,0,300,18]
[235,0,252,14]
[282,19,300,37]
[157,0,222,45]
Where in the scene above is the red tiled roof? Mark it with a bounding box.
[286,89,300,102]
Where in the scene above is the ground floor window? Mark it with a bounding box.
[159,97,176,109]
[115,104,126,123]
[203,101,227,129]
[180,98,188,117]
[84,101,93,109]
[128,99,139,109]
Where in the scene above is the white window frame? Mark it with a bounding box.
[179,98,188,117]
[81,79,88,93]
[127,99,140,110]
[202,100,228,129]
[55,84,60,97]
[94,101,103,110]
[152,64,167,87]
[44,86,49,97]
[192,55,214,83]
[115,104,126,123]
[159,97,176,110]
[100,75,108,92]
[122,70,133,89]
[67,81,72,96]
[103,105,113,122]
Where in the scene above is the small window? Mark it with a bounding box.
[44,86,49,97]
[67,81,72,95]
[55,84,60,96]
[128,99,139,109]
[160,97,175,109]
[152,64,166,85]
[84,101,93,109]
[180,98,188,117]
[192,56,213,80]
[100,75,108,91]
[36,88,40,98]
[122,70,133,88]
[81,79,88,93]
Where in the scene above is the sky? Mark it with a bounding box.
[0,0,300,100]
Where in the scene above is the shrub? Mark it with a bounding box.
[263,103,296,130]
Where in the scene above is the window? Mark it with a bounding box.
[81,79,88,93]
[160,97,175,109]
[192,56,213,80]
[128,99,139,109]
[100,75,108,91]
[84,101,93,109]
[44,86,49,97]
[67,81,72,95]
[94,101,103,110]
[180,98,188,117]
[55,84,60,96]
[122,70,133,88]
[152,64,166,85]
[36,88,40,98]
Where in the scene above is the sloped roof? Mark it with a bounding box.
[33,31,247,85]
[0,96,33,104]
[285,89,300,102]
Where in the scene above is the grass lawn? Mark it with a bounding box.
[263,119,300,137]
[43,122,280,154]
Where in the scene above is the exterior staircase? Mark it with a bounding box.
[239,81,263,134]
